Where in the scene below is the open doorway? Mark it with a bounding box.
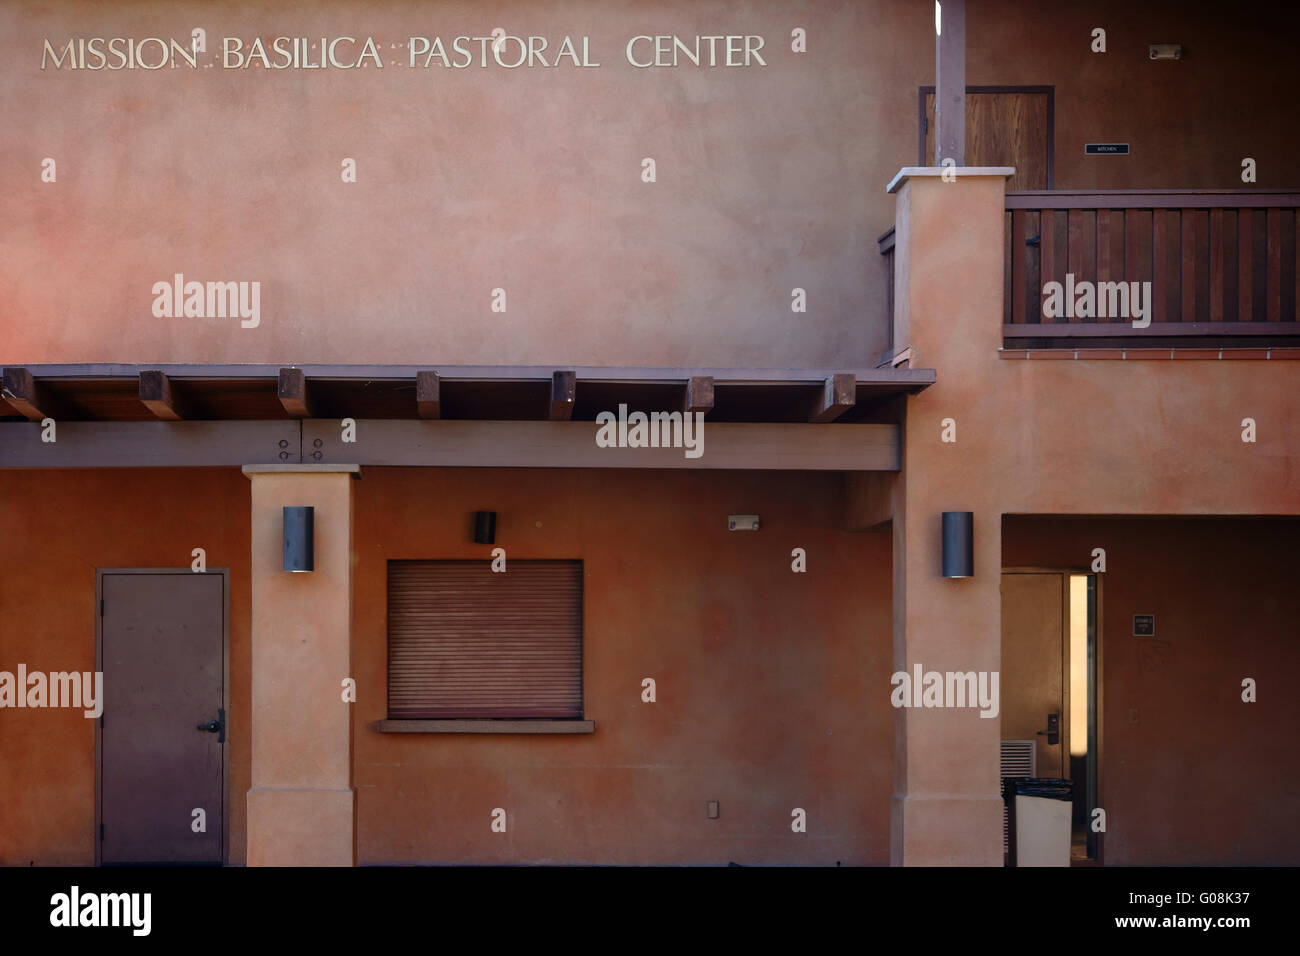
[1001,569,1101,863]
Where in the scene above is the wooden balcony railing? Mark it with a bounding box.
[1004,191,1300,347]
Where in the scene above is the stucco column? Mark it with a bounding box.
[243,464,358,866]
[888,167,1014,865]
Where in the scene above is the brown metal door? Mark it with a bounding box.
[100,572,225,863]
[1001,571,1067,777]
[923,88,1051,190]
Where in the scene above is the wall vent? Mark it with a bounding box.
[1000,739,1037,854]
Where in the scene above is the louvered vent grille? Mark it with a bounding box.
[1001,739,1037,853]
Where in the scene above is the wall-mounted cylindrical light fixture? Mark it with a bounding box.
[473,511,497,545]
[284,506,315,572]
[942,511,973,578]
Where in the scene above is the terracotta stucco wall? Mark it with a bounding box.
[895,170,1299,522]
[1004,516,1300,865]
[351,467,892,864]
[0,0,922,368]
[3,1,1294,368]
[969,0,1299,190]
[0,468,251,865]
[887,170,1298,864]
[0,465,893,866]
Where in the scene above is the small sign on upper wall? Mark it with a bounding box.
[1085,143,1131,155]
[1133,614,1155,636]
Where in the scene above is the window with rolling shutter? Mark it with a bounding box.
[387,560,584,719]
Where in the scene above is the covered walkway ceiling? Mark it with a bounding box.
[1,364,934,425]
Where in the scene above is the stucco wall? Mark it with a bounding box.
[887,169,1299,864]
[0,466,894,865]
[0,468,251,865]
[351,467,894,864]
[1004,516,1300,865]
[3,0,1294,368]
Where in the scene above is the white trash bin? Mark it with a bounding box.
[1008,778,1074,867]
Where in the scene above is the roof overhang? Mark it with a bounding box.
[1,363,933,424]
[0,364,934,471]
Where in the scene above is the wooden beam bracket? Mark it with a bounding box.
[2,367,71,422]
[810,373,857,423]
[416,370,441,419]
[684,375,715,416]
[277,367,314,418]
[549,370,576,421]
[138,370,192,421]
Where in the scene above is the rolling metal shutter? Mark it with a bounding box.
[387,560,583,719]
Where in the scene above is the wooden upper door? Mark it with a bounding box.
[99,571,225,864]
[922,87,1052,190]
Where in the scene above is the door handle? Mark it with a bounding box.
[1036,712,1060,746]
[196,708,225,744]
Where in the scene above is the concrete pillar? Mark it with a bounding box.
[888,168,1013,865]
[243,465,359,866]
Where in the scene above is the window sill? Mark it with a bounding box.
[372,719,595,735]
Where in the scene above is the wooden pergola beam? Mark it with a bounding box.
[302,419,900,471]
[810,373,856,423]
[0,419,902,470]
[684,375,715,416]
[1,367,69,422]
[549,370,576,421]
[416,370,441,419]
[138,370,191,421]
[0,421,302,467]
[277,367,314,418]
[0,364,936,424]
[2,362,934,388]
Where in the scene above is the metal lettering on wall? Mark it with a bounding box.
[40,34,772,72]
